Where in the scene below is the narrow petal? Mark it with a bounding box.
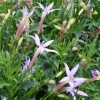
[44,48,59,54]
[28,7,35,17]
[2,97,7,100]
[59,77,69,82]
[38,3,44,10]
[43,40,54,47]
[70,91,75,97]
[64,63,71,76]
[74,89,88,97]
[69,81,74,88]
[39,47,44,54]
[49,9,60,13]
[30,34,40,46]
[73,82,83,88]
[91,70,98,78]
[22,6,27,16]
[71,63,79,76]
[73,96,76,100]
[47,2,54,10]
[74,78,87,83]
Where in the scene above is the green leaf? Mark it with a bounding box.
[0,77,10,88]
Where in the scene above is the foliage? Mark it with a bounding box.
[0,0,100,100]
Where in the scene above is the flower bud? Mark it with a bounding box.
[24,0,33,8]
[56,69,65,77]
[0,0,6,3]
[48,80,56,84]
[68,18,76,26]
[18,37,23,47]
[57,94,66,98]
[72,46,78,51]
[81,58,87,68]
[63,20,67,27]
[54,25,63,30]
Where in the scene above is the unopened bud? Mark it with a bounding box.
[82,58,87,68]
[62,53,68,56]
[50,19,60,24]
[65,18,76,30]
[72,47,78,51]
[18,37,23,46]
[54,25,63,30]
[78,54,84,58]
[2,12,10,26]
[80,1,91,16]
[0,0,6,3]
[64,3,71,15]
[24,0,33,7]
[57,94,66,98]
[68,18,76,25]
[78,9,84,16]
[48,80,55,84]
[72,45,80,51]
[80,2,87,10]
[56,69,65,77]
[63,20,67,27]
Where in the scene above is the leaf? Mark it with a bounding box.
[0,77,10,88]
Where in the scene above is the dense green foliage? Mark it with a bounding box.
[0,0,100,100]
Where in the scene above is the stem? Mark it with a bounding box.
[29,48,40,69]
[37,12,46,34]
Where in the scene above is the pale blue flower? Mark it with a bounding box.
[2,97,7,100]
[28,34,58,69]
[59,63,87,88]
[38,2,60,15]
[15,6,35,39]
[91,70,98,78]
[67,82,88,100]
[22,6,35,18]
[30,34,59,54]
[21,57,35,73]
[37,2,60,34]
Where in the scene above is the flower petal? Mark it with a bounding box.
[74,78,87,83]
[44,48,59,54]
[59,77,69,82]
[70,91,75,96]
[64,63,71,76]
[73,96,76,100]
[30,34,40,46]
[43,40,54,47]
[38,3,45,10]
[71,63,79,76]
[28,7,35,17]
[49,9,60,13]
[22,6,27,16]
[69,81,74,88]
[74,89,88,97]
[91,70,98,78]
[47,2,54,10]
[73,81,83,87]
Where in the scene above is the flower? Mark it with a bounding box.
[86,0,91,7]
[30,34,58,54]
[59,63,87,88]
[22,6,35,18]
[2,97,7,100]
[66,82,88,100]
[29,34,58,69]
[21,57,35,73]
[37,2,60,34]
[15,6,35,39]
[38,2,59,15]
[91,70,98,78]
